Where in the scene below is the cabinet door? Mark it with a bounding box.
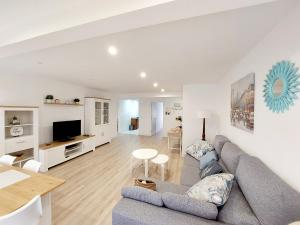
[95,101,102,125]
[102,102,109,124]
[95,125,103,146]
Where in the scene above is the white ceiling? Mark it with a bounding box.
[0,0,174,47]
[0,0,296,93]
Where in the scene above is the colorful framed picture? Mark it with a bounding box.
[231,73,255,133]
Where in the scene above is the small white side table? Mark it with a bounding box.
[132,148,158,177]
[151,154,169,181]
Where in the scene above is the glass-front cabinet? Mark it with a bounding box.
[94,101,109,125]
[95,102,102,125]
[85,97,112,147]
[103,102,109,124]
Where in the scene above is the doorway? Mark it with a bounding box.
[151,102,164,136]
[118,99,139,135]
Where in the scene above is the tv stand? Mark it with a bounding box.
[39,135,96,172]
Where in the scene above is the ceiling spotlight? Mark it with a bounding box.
[161,89,165,92]
[108,46,118,55]
[140,72,147,78]
[153,82,158,87]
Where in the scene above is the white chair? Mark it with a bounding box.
[0,155,16,166]
[23,160,42,173]
[0,195,42,225]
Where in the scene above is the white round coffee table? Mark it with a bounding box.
[132,148,158,177]
[151,154,169,181]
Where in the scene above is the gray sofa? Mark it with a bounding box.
[112,135,300,225]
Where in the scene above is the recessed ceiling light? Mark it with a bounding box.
[108,46,118,55]
[153,82,158,87]
[161,89,165,92]
[140,72,147,78]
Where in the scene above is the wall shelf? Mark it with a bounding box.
[44,102,83,106]
[5,124,33,128]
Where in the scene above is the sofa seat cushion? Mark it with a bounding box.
[184,155,200,168]
[218,181,260,225]
[213,135,230,156]
[236,155,300,225]
[221,142,245,174]
[113,198,229,225]
[162,192,218,220]
[180,165,201,187]
[154,178,190,194]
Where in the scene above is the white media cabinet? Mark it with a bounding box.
[39,135,95,172]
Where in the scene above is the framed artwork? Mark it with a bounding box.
[231,73,255,133]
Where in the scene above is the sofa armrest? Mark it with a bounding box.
[121,186,163,206]
[162,192,218,220]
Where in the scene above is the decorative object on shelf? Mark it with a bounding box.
[263,60,300,113]
[231,73,255,133]
[73,98,80,104]
[176,116,182,129]
[173,103,183,110]
[54,99,61,104]
[10,126,24,137]
[134,178,156,191]
[165,107,171,115]
[10,116,20,125]
[45,95,54,103]
[197,111,211,141]
[175,116,182,122]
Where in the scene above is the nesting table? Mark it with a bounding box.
[132,148,158,177]
[151,154,169,181]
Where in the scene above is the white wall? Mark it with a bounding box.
[0,74,117,144]
[162,99,182,137]
[151,102,163,135]
[118,99,139,133]
[217,2,300,191]
[138,99,152,136]
[182,84,219,151]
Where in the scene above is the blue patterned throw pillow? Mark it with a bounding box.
[186,173,234,206]
[199,150,218,169]
[200,160,224,179]
[186,140,214,160]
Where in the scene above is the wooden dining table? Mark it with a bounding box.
[0,164,65,224]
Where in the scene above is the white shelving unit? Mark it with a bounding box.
[84,97,112,147]
[0,106,39,167]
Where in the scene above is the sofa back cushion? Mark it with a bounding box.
[221,142,245,174]
[121,186,163,206]
[162,192,218,220]
[213,135,230,155]
[218,181,260,225]
[236,155,300,225]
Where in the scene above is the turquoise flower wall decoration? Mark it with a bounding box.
[263,60,300,113]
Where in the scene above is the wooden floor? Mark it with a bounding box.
[47,134,183,225]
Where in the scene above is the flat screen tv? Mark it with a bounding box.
[53,120,81,141]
